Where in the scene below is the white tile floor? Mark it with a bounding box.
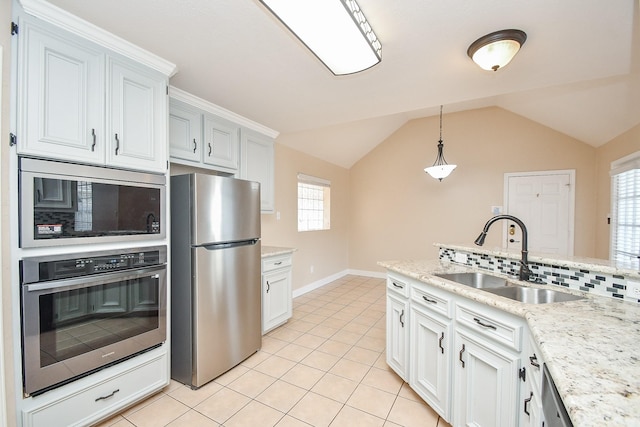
[96,275,452,427]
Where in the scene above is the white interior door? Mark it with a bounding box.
[504,171,575,256]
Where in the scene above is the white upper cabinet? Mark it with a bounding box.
[15,9,175,174]
[169,99,202,163]
[18,18,105,164]
[240,129,275,213]
[106,57,167,172]
[168,87,278,212]
[202,114,239,171]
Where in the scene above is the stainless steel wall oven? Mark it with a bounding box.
[20,246,167,396]
[19,157,166,248]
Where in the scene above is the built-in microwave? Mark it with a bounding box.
[19,157,166,248]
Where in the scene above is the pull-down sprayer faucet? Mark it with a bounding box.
[475,215,534,282]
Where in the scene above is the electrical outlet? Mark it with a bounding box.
[626,281,640,299]
[454,252,467,264]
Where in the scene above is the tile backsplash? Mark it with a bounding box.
[439,247,639,304]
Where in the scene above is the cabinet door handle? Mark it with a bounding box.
[392,282,403,289]
[114,133,120,155]
[193,138,197,153]
[399,309,405,327]
[473,317,497,330]
[439,332,445,354]
[524,391,533,416]
[529,354,540,368]
[91,128,96,151]
[95,389,120,402]
[266,281,270,293]
[36,189,41,203]
[422,296,437,304]
[459,344,465,368]
[208,142,212,156]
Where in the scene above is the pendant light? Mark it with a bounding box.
[424,106,457,181]
[467,29,527,72]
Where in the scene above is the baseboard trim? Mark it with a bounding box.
[292,269,385,298]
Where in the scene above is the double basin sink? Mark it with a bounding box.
[434,272,585,304]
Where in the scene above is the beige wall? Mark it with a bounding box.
[594,124,640,259]
[261,143,350,291]
[348,107,598,273]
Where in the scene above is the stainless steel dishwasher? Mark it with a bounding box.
[542,364,573,427]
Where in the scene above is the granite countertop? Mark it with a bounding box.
[261,246,296,258]
[378,258,640,427]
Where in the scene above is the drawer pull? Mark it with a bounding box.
[274,261,282,265]
[95,389,120,402]
[529,353,540,368]
[392,282,403,289]
[422,296,437,304]
[473,317,497,330]
[438,332,445,354]
[459,344,465,368]
[524,391,533,416]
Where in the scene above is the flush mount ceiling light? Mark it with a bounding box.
[424,106,457,181]
[259,0,382,75]
[467,29,527,71]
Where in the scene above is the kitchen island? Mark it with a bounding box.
[379,245,640,427]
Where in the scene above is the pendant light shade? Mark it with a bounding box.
[424,106,457,181]
[467,29,527,71]
[259,0,382,75]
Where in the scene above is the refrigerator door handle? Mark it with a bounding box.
[199,239,259,250]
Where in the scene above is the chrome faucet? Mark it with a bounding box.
[474,214,534,282]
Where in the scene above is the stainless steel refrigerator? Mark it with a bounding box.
[170,173,262,389]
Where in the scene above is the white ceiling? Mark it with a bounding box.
[46,0,640,168]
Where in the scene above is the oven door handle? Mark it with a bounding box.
[23,265,166,293]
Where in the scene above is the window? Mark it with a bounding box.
[610,151,640,268]
[297,173,330,232]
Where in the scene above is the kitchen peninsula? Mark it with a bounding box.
[380,244,640,427]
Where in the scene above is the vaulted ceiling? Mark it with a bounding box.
[47,0,640,168]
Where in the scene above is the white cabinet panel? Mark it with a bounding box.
[203,114,239,171]
[453,328,520,427]
[169,99,202,163]
[241,129,274,213]
[19,18,104,164]
[410,305,451,420]
[386,292,409,381]
[107,58,166,172]
[261,253,293,334]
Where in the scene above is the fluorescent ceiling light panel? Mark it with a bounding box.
[260,0,382,75]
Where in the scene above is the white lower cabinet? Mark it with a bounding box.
[386,274,410,381]
[453,328,520,427]
[262,253,293,334]
[22,351,168,427]
[410,305,451,419]
[521,336,545,427]
[386,272,530,427]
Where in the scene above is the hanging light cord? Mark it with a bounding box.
[439,105,443,142]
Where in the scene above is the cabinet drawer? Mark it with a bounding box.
[23,353,168,427]
[411,281,453,319]
[387,273,410,298]
[262,254,292,272]
[456,302,523,352]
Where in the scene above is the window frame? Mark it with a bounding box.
[609,150,640,267]
[297,173,331,232]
